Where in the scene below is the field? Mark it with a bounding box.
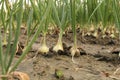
[7,28,119,80]
[0,0,120,80]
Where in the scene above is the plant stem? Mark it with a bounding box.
[73,31,77,48]
[58,28,63,45]
[70,0,77,48]
[43,32,46,45]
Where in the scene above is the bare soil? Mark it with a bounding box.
[11,29,120,80]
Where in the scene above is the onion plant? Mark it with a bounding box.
[10,0,52,71]
[38,19,50,54]
[29,0,51,54]
[75,0,119,29]
[38,0,51,54]
[70,0,79,63]
[52,0,69,52]
[0,0,52,79]
[0,0,24,79]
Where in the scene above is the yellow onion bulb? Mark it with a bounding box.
[38,44,49,54]
[70,46,80,63]
[53,42,63,52]
[70,47,79,57]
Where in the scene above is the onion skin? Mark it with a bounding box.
[38,44,49,54]
[53,42,63,52]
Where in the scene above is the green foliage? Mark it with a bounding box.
[112,0,120,30]
[0,0,119,79]
[0,0,52,79]
[75,0,120,27]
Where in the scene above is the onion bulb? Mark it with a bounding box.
[110,33,115,38]
[38,34,49,54]
[53,40,63,52]
[89,25,95,32]
[38,44,49,54]
[3,37,7,46]
[53,30,63,52]
[93,31,98,38]
[70,46,80,63]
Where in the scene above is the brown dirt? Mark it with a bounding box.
[7,29,120,80]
